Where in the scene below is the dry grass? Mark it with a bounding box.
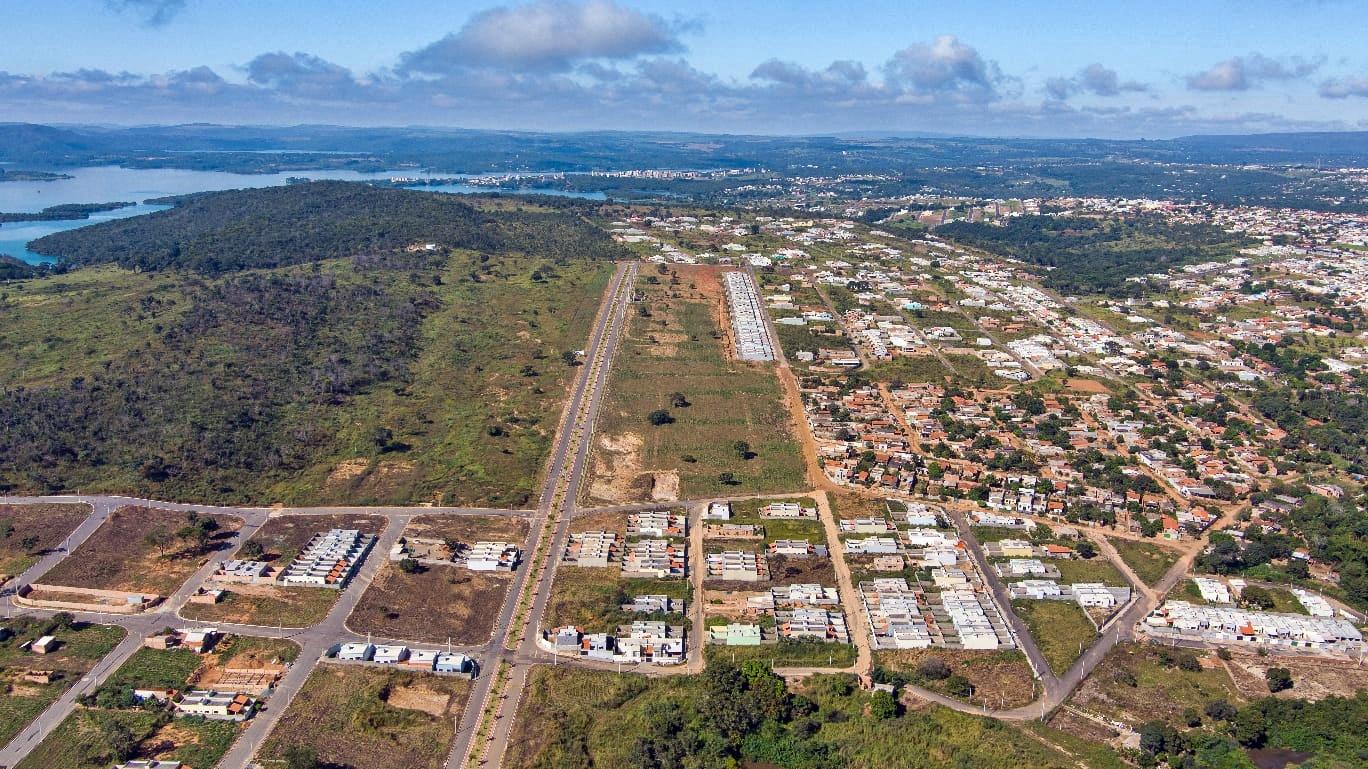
[41,506,241,595]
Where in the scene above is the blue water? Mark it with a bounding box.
[0,166,602,265]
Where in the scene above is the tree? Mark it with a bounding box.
[717,472,737,486]
[19,534,40,553]
[1204,699,1237,721]
[398,557,423,574]
[733,440,752,460]
[869,690,900,719]
[1075,541,1097,559]
[917,657,952,681]
[144,526,174,557]
[100,719,138,762]
[647,409,674,426]
[283,744,321,769]
[1240,585,1275,610]
[1232,708,1267,747]
[669,391,690,408]
[1265,667,1293,693]
[944,674,974,698]
[561,350,580,367]
[239,540,265,560]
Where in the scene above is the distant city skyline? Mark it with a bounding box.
[3,0,1368,137]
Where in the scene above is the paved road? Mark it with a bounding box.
[947,507,1058,689]
[445,261,636,769]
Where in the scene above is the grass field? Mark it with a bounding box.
[586,265,805,503]
[14,706,236,769]
[269,253,613,508]
[704,639,857,668]
[0,503,91,579]
[40,506,242,595]
[506,666,1086,769]
[105,647,204,690]
[545,566,691,632]
[1054,556,1129,587]
[258,665,470,769]
[872,648,1037,708]
[0,618,124,748]
[1109,537,1182,586]
[1068,643,1244,729]
[1012,600,1097,675]
[1,252,612,508]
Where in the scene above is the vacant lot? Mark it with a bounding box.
[0,503,91,580]
[874,648,1037,708]
[15,706,236,769]
[41,506,242,595]
[0,618,124,748]
[705,640,857,668]
[1069,644,1244,730]
[1109,537,1182,586]
[1054,556,1129,587]
[258,665,470,769]
[545,566,690,632]
[587,265,805,503]
[349,515,529,644]
[1012,600,1097,675]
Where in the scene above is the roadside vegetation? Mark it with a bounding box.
[1108,537,1182,586]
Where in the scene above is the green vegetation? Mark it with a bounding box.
[1109,537,1182,586]
[31,182,623,274]
[546,566,690,632]
[1012,600,1096,674]
[1070,644,1244,729]
[589,267,805,500]
[506,664,1083,769]
[1,184,619,506]
[704,640,857,669]
[14,706,236,769]
[258,665,469,769]
[0,617,124,748]
[0,201,133,224]
[1054,555,1129,587]
[104,647,203,690]
[939,213,1251,295]
[0,503,90,577]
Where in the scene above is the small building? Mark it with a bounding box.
[337,642,375,661]
[709,623,764,646]
[30,635,58,655]
[706,502,733,520]
[373,645,409,664]
[435,653,473,674]
[175,689,255,721]
[403,648,438,671]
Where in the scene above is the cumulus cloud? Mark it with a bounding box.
[245,52,379,101]
[1046,63,1149,100]
[399,0,683,74]
[1186,53,1321,91]
[106,0,187,27]
[1320,76,1368,98]
[883,35,1003,103]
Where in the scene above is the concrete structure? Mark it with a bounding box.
[723,271,776,361]
[1144,601,1364,654]
[175,690,255,721]
[278,529,377,589]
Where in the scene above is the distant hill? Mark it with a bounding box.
[1173,131,1368,162]
[30,181,625,274]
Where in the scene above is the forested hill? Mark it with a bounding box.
[29,181,626,273]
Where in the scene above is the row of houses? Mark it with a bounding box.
[1143,601,1364,654]
[277,529,377,588]
[1008,580,1131,609]
[334,642,474,674]
[723,271,776,361]
[545,622,686,665]
[388,537,522,572]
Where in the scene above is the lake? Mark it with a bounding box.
[0,165,604,265]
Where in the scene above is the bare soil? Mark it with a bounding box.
[877,647,1037,708]
[40,506,242,595]
[0,503,92,580]
[1223,652,1368,701]
[240,513,386,563]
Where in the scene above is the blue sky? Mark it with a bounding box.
[2,0,1367,137]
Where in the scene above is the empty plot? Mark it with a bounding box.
[40,506,242,595]
[0,503,91,580]
[587,265,805,503]
[348,515,529,644]
[258,665,470,769]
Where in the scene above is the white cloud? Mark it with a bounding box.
[1187,54,1322,91]
[399,0,684,74]
[1320,76,1368,98]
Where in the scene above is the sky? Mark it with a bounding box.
[3,0,1368,138]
